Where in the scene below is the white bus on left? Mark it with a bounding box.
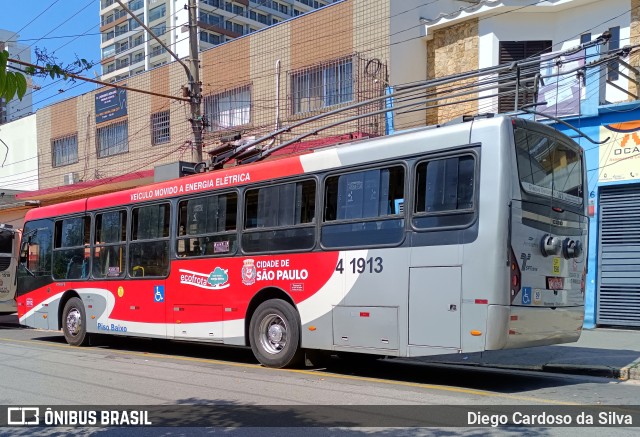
[0,224,20,315]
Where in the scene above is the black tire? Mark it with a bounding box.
[62,297,89,346]
[249,299,303,368]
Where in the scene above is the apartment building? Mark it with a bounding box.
[99,0,336,82]
[0,29,33,124]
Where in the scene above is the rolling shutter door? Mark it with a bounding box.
[597,184,640,326]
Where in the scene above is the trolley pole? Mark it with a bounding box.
[187,0,203,163]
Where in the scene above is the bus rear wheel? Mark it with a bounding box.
[62,297,89,346]
[249,299,303,368]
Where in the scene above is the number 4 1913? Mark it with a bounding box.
[335,257,383,274]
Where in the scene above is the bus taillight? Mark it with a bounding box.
[510,249,521,304]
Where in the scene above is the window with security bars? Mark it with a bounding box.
[52,134,79,167]
[290,57,353,115]
[204,85,251,131]
[151,111,170,145]
[498,41,552,113]
[97,120,128,158]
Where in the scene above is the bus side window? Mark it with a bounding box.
[130,203,170,277]
[176,192,238,258]
[93,210,127,278]
[413,154,476,229]
[242,180,316,253]
[52,216,90,280]
[321,166,405,248]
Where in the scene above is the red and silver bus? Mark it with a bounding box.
[16,115,588,368]
[0,224,20,315]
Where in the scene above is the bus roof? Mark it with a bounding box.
[24,115,514,221]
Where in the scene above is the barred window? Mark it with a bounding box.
[52,134,79,167]
[151,111,170,145]
[97,120,128,158]
[291,57,353,115]
[204,85,251,131]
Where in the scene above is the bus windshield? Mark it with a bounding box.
[514,124,583,205]
[0,232,12,256]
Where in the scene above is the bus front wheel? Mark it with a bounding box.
[249,299,303,368]
[62,297,89,346]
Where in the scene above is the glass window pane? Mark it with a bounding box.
[415,156,475,213]
[132,203,170,240]
[245,181,315,229]
[324,166,404,221]
[95,211,126,244]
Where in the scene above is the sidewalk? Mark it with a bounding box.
[2,313,639,380]
[412,328,640,381]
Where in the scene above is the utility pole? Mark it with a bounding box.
[115,0,203,163]
[188,0,203,163]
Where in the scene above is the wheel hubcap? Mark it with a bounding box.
[259,313,287,355]
[66,308,82,337]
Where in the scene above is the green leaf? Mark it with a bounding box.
[0,50,8,68]
[14,72,27,100]
[0,63,5,97]
[3,72,16,101]
[49,69,55,80]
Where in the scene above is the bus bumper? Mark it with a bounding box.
[485,304,584,350]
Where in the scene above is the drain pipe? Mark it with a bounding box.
[265,59,281,149]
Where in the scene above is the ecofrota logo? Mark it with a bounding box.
[7,407,40,425]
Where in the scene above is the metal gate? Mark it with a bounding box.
[597,184,640,326]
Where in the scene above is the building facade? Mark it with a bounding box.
[35,0,442,200]
[99,0,337,82]
[0,29,33,124]
[422,0,632,124]
[420,0,640,329]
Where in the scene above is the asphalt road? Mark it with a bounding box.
[1,321,639,436]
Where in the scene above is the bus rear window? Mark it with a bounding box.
[514,126,583,204]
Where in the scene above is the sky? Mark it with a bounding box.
[0,0,101,112]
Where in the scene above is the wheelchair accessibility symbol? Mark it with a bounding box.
[154,285,165,303]
[521,287,532,305]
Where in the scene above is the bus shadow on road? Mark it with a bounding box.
[318,357,601,394]
[33,332,259,364]
[27,331,610,395]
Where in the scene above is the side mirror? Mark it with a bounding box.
[19,238,29,264]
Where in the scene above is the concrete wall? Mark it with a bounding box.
[477,0,632,110]
[0,113,38,191]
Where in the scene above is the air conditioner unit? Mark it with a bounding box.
[63,172,79,185]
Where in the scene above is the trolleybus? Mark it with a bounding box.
[16,115,588,368]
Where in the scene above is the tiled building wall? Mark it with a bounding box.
[37,0,392,191]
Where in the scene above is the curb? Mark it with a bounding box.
[541,364,626,380]
[414,360,637,381]
[620,357,640,381]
